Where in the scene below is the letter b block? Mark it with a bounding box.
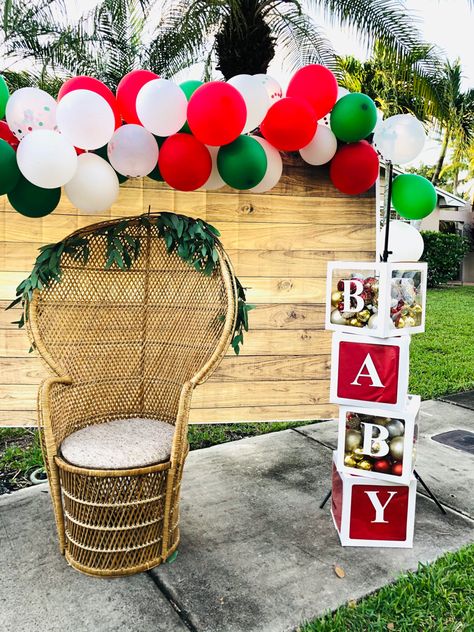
[331,453,416,547]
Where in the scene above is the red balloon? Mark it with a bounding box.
[58,76,121,129]
[330,141,379,195]
[116,69,159,125]
[286,64,338,119]
[260,97,317,151]
[187,82,246,146]
[0,121,19,150]
[158,133,212,191]
[391,462,403,476]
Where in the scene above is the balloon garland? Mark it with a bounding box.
[0,64,436,244]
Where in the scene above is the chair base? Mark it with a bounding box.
[55,453,186,577]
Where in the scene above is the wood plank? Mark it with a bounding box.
[241,277,325,304]
[0,384,37,410]
[245,304,326,330]
[210,355,331,382]
[226,329,332,356]
[189,403,337,423]
[0,410,37,426]
[0,330,33,357]
[0,357,48,383]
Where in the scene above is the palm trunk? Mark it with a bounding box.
[432,128,450,185]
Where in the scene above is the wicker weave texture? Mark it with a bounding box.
[28,215,237,577]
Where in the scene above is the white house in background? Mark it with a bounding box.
[379,165,474,282]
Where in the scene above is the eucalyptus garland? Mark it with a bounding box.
[6,212,254,354]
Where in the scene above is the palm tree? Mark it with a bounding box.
[431,60,474,186]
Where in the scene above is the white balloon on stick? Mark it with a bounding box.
[108,124,158,177]
[65,153,120,213]
[299,125,338,166]
[203,146,225,191]
[373,114,426,164]
[56,89,115,150]
[6,87,57,140]
[136,78,188,136]
[16,129,77,188]
[228,74,270,133]
[254,74,283,104]
[378,220,424,262]
[248,136,283,193]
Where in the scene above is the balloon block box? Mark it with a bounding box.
[325,261,427,338]
[330,332,410,411]
[336,395,420,485]
[331,453,417,548]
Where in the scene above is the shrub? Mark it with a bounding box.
[420,231,470,287]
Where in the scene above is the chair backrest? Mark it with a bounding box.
[28,215,237,427]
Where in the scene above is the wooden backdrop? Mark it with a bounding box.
[0,156,376,426]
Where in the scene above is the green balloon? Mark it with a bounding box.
[0,75,9,120]
[391,174,437,220]
[330,93,377,142]
[147,164,163,182]
[8,175,61,218]
[0,139,21,195]
[179,80,203,133]
[217,135,267,190]
[93,145,128,184]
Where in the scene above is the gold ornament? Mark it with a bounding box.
[357,459,373,471]
[352,447,365,461]
[349,317,363,327]
[396,316,406,329]
[331,291,343,306]
[389,436,404,461]
[412,303,423,314]
[344,455,357,467]
[345,429,362,452]
[371,441,381,454]
[357,309,371,323]
[404,315,416,328]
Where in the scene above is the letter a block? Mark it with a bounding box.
[330,332,410,411]
[331,453,417,547]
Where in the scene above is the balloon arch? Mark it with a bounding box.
[0,65,437,257]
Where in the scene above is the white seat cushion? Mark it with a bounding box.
[60,418,175,470]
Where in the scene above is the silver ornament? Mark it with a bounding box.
[385,419,405,438]
[368,314,378,329]
[389,436,404,461]
[330,309,348,326]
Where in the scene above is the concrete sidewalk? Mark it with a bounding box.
[1,400,473,632]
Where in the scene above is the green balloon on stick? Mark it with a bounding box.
[8,175,61,218]
[217,135,267,190]
[330,93,377,142]
[0,138,21,195]
[391,174,437,220]
[179,80,203,133]
[0,75,9,119]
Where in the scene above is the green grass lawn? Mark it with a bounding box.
[300,544,474,632]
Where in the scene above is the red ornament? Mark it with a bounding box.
[329,141,379,195]
[187,82,246,146]
[158,133,212,191]
[286,64,338,119]
[337,279,345,291]
[260,97,317,151]
[116,69,159,125]
[58,76,121,129]
[0,121,19,150]
[373,458,391,474]
[391,462,403,476]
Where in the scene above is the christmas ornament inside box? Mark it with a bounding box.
[326,261,427,338]
[336,395,420,485]
[331,453,417,548]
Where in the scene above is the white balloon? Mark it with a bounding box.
[318,115,330,127]
[373,114,425,164]
[337,86,350,101]
[65,153,119,213]
[56,89,115,150]
[299,125,338,166]
[6,87,57,140]
[203,146,225,191]
[254,74,283,103]
[108,124,158,177]
[248,136,282,192]
[378,220,424,262]
[16,129,77,189]
[136,78,188,136]
[228,75,270,133]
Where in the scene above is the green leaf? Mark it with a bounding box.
[207,224,221,237]
[5,296,22,310]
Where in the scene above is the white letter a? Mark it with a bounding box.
[365,490,397,523]
[350,354,384,388]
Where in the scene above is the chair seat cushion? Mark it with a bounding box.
[60,418,175,470]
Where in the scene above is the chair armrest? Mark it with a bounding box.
[38,376,73,456]
[170,381,194,463]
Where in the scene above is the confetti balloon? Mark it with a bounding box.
[254,74,283,104]
[6,87,57,140]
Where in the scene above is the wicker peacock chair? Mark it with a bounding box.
[26,213,238,577]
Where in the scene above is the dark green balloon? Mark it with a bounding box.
[391,174,437,220]
[330,93,377,142]
[217,135,267,190]
[93,145,128,184]
[8,175,61,218]
[179,80,203,133]
[0,139,21,195]
[147,164,163,182]
[0,75,9,120]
